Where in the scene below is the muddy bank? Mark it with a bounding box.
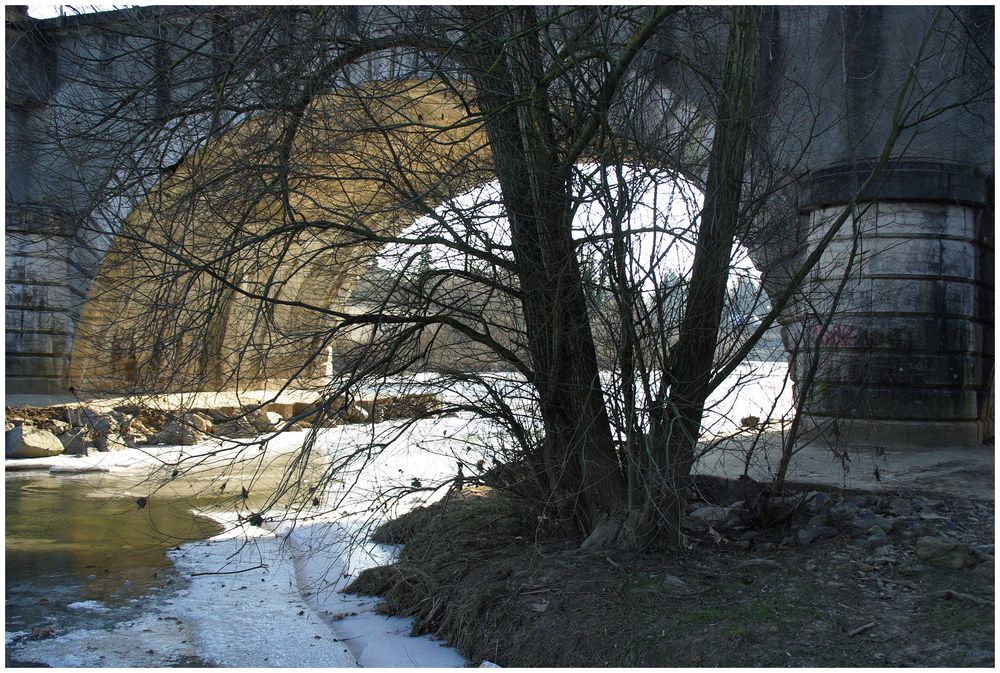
[348,485,994,667]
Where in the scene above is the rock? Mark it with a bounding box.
[130,419,154,436]
[662,574,686,588]
[45,419,71,434]
[156,421,208,446]
[66,407,115,433]
[850,509,895,534]
[181,411,214,433]
[264,403,296,419]
[106,410,133,432]
[688,504,746,530]
[805,491,831,514]
[807,512,829,527]
[797,522,837,545]
[247,408,277,431]
[916,536,971,569]
[828,500,859,522]
[886,496,914,517]
[6,425,64,458]
[342,405,370,424]
[58,428,94,455]
[265,411,283,427]
[204,407,236,423]
[866,527,892,549]
[736,559,783,571]
[94,432,128,452]
[213,418,258,438]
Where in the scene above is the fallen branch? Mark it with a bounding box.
[848,621,877,637]
[930,590,993,607]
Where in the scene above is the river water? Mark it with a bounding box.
[5,473,224,665]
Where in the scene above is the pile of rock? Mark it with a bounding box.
[5,393,445,459]
[680,479,992,572]
[5,406,161,458]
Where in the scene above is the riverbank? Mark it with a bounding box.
[348,484,995,667]
[7,508,467,667]
[5,400,480,668]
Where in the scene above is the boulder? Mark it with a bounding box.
[265,411,284,427]
[94,432,128,452]
[827,499,859,522]
[130,419,155,437]
[213,418,258,438]
[688,503,746,530]
[123,432,148,447]
[885,496,914,517]
[805,491,830,514]
[182,411,214,433]
[850,509,895,534]
[916,535,972,569]
[797,522,837,546]
[264,402,296,419]
[44,419,71,435]
[247,408,277,431]
[66,407,116,434]
[58,428,94,455]
[865,527,892,549]
[342,405,370,424]
[6,426,64,458]
[156,421,208,446]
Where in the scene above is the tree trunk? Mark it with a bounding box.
[652,7,762,541]
[460,8,628,543]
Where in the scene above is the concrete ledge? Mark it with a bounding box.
[797,415,985,448]
[798,160,990,211]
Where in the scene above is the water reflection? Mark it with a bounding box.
[5,473,222,635]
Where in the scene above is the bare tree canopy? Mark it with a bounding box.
[6,5,993,548]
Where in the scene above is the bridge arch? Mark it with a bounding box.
[8,5,992,448]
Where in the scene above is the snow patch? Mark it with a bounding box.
[66,600,110,612]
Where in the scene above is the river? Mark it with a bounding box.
[5,473,222,666]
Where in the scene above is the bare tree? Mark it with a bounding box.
[14,5,991,549]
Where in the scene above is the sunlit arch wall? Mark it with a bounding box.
[69,81,498,392]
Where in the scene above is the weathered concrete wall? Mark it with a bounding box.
[789,162,993,446]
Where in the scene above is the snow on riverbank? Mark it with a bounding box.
[164,512,466,667]
[6,415,478,668]
[8,512,467,667]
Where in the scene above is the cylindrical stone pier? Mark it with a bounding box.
[788,161,993,447]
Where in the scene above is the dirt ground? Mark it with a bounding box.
[348,485,994,667]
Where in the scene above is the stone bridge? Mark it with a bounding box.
[5,6,994,447]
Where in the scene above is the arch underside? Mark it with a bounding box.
[70,81,496,392]
[69,79,734,394]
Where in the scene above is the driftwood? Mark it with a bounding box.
[847,621,877,637]
[930,589,993,607]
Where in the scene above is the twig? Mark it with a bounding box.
[847,621,877,637]
[190,564,267,576]
[931,590,993,607]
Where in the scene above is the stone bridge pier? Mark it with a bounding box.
[786,161,993,447]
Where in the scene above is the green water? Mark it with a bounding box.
[5,473,223,641]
